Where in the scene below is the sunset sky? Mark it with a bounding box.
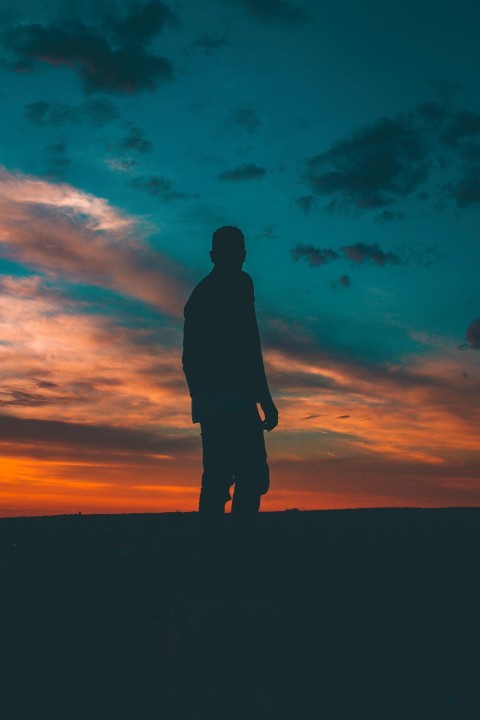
[0,0,479,516]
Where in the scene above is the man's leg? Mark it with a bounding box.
[230,404,269,586]
[198,419,233,597]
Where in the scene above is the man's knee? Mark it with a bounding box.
[200,473,232,508]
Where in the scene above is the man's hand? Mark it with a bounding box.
[260,397,278,431]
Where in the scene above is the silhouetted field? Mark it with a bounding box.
[1,509,478,719]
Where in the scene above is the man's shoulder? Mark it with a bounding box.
[190,270,254,295]
[240,271,255,300]
[184,270,254,315]
[192,272,214,295]
[184,272,213,314]
[240,270,254,287]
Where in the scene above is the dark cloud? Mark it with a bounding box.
[341,242,400,266]
[375,209,406,223]
[304,116,429,211]
[267,368,337,390]
[440,110,480,147]
[291,245,340,267]
[429,78,462,107]
[25,101,55,125]
[111,0,178,46]
[3,2,175,94]
[291,242,400,268]
[331,274,351,289]
[466,318,480,349]
[226,106,261,134]
[36,380,59,389]
[453,166,480,207]
[460,143,480,163]
[43,142,71,178]
[301,100,480,215]
[114,123,153,153]
[0,390,48,407]
[0,413,195,456]
[295,195,316,215]
[411,101,448,130]
[0,383,79,407]
[257,224,277,239]
[218,163,266,181]
[226,0,308,25]
[188,33,228,54]
[130,175,193,201]
[395,243,440,267]
[45,142,67,155]
[25,98,120,127]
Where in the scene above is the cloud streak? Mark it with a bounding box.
[262,326,480,467]
[0,274,191,430]
[0,166,189,317]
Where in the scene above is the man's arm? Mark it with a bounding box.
[182,291,210,402]
[246,275,278,431]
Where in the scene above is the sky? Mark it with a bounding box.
[0,0,479,516]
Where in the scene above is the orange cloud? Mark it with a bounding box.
[263,338,480,467]
[0,166,189,317]
[0,275,192,429]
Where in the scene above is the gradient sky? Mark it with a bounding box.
[0,0,479,516]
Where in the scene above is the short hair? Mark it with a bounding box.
[211,226,245,252]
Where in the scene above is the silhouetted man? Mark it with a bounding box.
[182,226,278,597]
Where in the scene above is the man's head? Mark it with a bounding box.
[210,226,246,272]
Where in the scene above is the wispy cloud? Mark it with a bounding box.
[0,274,191,430]
[262,327,480,467]
[0,166,189,317]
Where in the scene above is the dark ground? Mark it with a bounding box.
[1,508,479,719]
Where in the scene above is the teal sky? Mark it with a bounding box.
[0,0,479,514]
